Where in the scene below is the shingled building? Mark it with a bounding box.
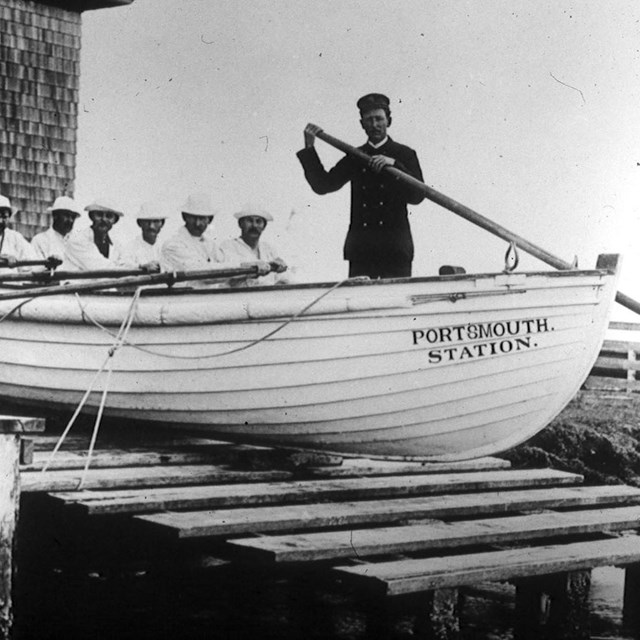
[0,0,132,238]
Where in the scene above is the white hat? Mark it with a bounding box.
[137,201,168,220]
[84,198,124,217]
[48,195,81,217]
[0,194,16,214]
[181,193,216,217]
[233,203,273,222]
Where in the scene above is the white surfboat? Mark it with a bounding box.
[0,253,620,461]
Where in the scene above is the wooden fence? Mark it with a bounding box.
[587,322,640,392]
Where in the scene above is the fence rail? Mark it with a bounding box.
[587,321,640,392]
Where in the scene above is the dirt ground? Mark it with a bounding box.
[504,388,640,486]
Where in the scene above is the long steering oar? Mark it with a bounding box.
[310,124,640,316]
[0,265,264,302]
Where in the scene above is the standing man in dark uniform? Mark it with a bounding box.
[296,93,425,279]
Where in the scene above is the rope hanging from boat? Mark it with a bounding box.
[73,277,365,360]
[42,288,143,488]
[0,297,37,322]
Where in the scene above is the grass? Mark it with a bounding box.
[504,389,640,486]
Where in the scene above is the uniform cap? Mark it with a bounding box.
[48,195,81,217]
[84,198,124,217]
[181,193,216,217]
[233,203,273,222]
[356,93,391,113]
[137,201,168,220]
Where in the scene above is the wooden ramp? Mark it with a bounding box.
[20,425,640,639]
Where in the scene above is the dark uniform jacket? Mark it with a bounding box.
[297,137,425,264]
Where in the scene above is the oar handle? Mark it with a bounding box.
[311,124,640,316]
[0,257,63,270]
[0,268,149,284]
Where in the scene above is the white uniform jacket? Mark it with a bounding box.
[31,227,68,261]
[160,226,222,272]
[63,227,132,271]
[218,236,290,286]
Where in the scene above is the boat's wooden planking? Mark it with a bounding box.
[0,265,618,459]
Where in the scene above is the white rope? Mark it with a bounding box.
[76,287,141,488]
[0,297,36,323]
[75,277,361,361]
[42,288,143,486]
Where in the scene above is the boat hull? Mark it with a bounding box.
[0,259,619,460]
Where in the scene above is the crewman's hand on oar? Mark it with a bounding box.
[140,261,161,274]
[269,258,288,273]
[368,154,396,173]
[0,255,17,268]
[304,123,323,148]
[240,260,271,277]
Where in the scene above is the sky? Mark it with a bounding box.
[74,0,640,319]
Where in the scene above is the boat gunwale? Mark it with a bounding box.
[54,265,616,298]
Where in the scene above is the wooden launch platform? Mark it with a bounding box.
[12,420,640,639]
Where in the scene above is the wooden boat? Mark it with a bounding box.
[0,254,620,460]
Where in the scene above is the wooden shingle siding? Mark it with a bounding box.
[0,0,81,239]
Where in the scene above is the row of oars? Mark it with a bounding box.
[0,264,264,301]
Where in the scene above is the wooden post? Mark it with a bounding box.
[627,349,637,393]
[0,417,44,639]
[514,570,591,640]
[414,588,460,640]
[623,563,640,630]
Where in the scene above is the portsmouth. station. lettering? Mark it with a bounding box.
[411,318,552,364]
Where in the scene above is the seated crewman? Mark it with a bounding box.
[0,194,37,269]
[160,193,223,271]
[121,200,167,271]
[64,198,129,271]
[219,203,289,286]
[31,195,81,262]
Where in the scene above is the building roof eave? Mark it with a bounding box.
[35,0,134,12]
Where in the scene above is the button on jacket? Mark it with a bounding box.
[297,137,425,264]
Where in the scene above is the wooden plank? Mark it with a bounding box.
[307,456,510,478]
[595,356,640,371]
[229,505,640,562]
[50,468,583,515]
[22,465,293,492]
[601,339,640,352]
[334,534,640,596]
[135,484,640,539]
[609,321,640,332]
[21,449,241,471]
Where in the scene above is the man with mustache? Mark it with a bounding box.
[297,93,425,279]
[219,203,289,286]
[31,195,81,262]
